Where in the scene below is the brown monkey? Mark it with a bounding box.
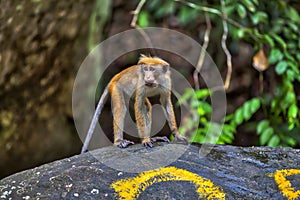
[81,55,187,153]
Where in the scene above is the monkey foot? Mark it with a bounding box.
[116,140,134,148]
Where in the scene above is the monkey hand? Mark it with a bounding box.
[151,136,170,143]
[174,133,188,143]
[116,140,134,148]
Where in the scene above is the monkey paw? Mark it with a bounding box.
[117,140,134,148]
[142,141,154,148]
[174,134,188,143]
[151,136,170,143]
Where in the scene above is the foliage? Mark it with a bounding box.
[225,0,300,147]
[136,0,300,147]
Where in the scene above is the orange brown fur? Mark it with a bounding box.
[138,55,169,66]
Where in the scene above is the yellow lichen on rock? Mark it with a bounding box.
[273,169,300,200]
[111,166,226,200]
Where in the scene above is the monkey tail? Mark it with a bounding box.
[81,87,109,153]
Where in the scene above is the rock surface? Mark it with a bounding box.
[0,143,300,199]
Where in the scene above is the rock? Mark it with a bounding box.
[0,143,300,200]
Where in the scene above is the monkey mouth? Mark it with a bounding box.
[145,83,157,87]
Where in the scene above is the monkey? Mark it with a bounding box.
[81,55,187,153]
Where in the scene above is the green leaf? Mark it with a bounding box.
[268,135,280,147]
[165,1,175,14]
[284,51,296,63]
[271,33,287,49]
[196,89,210,99]
[288,23,298,33]
[250,98,260,113]
[251,11,267,25]
[268,49,283,65]
[284,92,296,105]
[237,29,245,38]
[223,124,236,132]
[251,0,259,5]
[200,117,207,124]
[221,134,233,143]
[202,102,212,113]
[226,5,236,15]
[260,127,274,145]
[286,137,296,146]
[287,42,296,50]
[288,123,295,130]
[179,7,191,25]
[222,128,234,140]
[275,61,288,75]
[198,107,206,116]
[257,120,269,135]
[234,108,244,125]
[264,35,274,47]
[289,7,300,22]
[237,4,247,18]
[242,0,256,12]
[155,6,166,18]
[243,101,252,120]
[288,104,298,119]
[286,69,295,82]
[138,11,149,27]
[224,114,233,122]
[148,0,160,10]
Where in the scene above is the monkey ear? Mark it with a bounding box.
[140,54,147,58]
[163,65,169,73]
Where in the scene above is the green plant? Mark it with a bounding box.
[133,0,300,147]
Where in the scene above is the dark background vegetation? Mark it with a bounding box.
[0,0,299,179]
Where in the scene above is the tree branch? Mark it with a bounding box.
[193,13,211,90]
[220,0,232,90]
[175,0,258,41]
[130,0,146,27]
[130,0,155,55]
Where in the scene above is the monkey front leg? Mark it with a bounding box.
[160,95,187,143]
[135,97,154,147]
[134,98,170,148]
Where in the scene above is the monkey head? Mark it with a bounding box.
[138,55,170,88]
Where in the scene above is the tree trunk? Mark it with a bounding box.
[0,0,95,178]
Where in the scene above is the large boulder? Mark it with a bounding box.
[1,143,300,199]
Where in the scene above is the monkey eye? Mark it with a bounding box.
[143,66,148,71]
[149,67,155,71]
[162,65,169,73]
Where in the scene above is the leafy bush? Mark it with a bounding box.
[135,0,300,147]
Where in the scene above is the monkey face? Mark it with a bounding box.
[142,65,159,87]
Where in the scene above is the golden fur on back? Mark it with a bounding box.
[138,55,169,66]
